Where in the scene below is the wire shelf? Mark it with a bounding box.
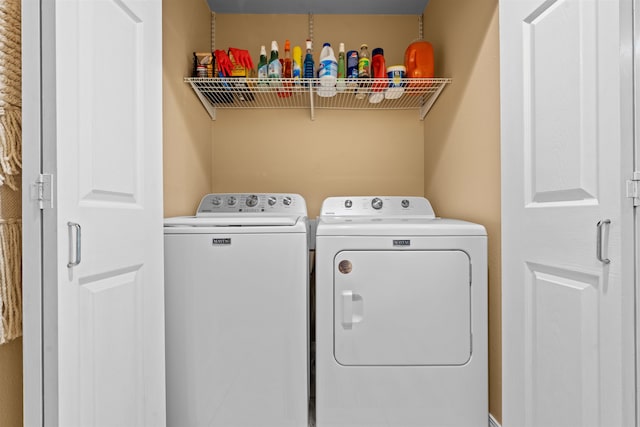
[185,77,451,120]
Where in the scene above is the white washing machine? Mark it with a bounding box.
[164,193,309,427]
[315,196,487,427]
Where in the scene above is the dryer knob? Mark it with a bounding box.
[345,199,353,208]
[246,194,259,207]
[227,196,237,206]
[268,196,277,206]
[283,196,292,206]
[211,196,222,206]
[371,197,383,210]
[401,199,410,208]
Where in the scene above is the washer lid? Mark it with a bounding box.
[165,193,308,228]
[164,216,299,227]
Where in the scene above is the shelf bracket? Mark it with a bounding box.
[419,81,447,120]
[188,81,217,120]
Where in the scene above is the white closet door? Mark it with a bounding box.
[39,0,165,425]
[500,0,635,426]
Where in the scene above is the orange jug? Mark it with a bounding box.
[404,40,434,78]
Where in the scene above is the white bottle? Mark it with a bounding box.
[318,42,338,87]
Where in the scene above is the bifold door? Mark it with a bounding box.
[334,250,471,366]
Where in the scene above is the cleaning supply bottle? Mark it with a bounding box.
[292,44,302,86]
[337,42,346,92]
[404,40,434,78]
[318,43,337,87]
[280,40,293,98]
[356,44,370,99]
[358,44,370,78]
[346,50,359,89]
[303,39,315,83]
[369,47,386,104]
[268,40,282,81]
[257,45,268,89]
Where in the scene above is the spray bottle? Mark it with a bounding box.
[303,39,315,85]
[293,45,302,86]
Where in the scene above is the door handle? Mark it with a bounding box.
[67,222,81,268]
[342,290,353,328]
[596,219,610,264]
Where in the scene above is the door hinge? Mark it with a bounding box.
[31,173,53,209]
[626,172,640,206]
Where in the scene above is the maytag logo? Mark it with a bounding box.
[212,238,231,246]
[393,239,411,247]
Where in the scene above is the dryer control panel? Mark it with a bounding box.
[320,196,436,218]
[196,193,307,216]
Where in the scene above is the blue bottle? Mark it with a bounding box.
[303,39,315,83]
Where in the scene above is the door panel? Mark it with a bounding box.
[78,267,144,426]
[334,250,471,366]
[525,263,599,427]
[76,0,143,205]
[523,0,598,205]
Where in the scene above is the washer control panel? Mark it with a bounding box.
[196,193,307,216]
[321,196,436,218]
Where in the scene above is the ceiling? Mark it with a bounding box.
[206,0,429,15]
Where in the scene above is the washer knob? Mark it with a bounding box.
[211,196,222,206]
[227,196,237,206]
[371,197,383,210]
[345,199,353,208]
[246,195,259,207]
[267,196,277,206]
[401,199,410,208]
[283,196,292,206]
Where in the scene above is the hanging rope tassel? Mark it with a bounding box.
[0,106,22,190]
[0,0,22,344]
[0,219,21,344]
[0,0,21,191]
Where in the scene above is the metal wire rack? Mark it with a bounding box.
[185,77,451,120]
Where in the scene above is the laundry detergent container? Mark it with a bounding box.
[404,40,434,78]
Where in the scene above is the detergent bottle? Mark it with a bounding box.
[404,40,434,78]
[369,47,386,104]
[292,44,302,86]
[318,43,338,87]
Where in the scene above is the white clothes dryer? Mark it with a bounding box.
[164,193,309,427]
[315,196,487,427]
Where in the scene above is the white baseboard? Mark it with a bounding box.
[489,413,501,427]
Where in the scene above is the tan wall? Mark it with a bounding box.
[211,14,426,217]
[0,338,22,427]
[423,0,502,422]
[166,2,502,422]
[163,0,214,217]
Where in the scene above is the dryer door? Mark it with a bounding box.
[334,250,471,366]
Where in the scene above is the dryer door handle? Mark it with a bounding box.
[342,291,354,328]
